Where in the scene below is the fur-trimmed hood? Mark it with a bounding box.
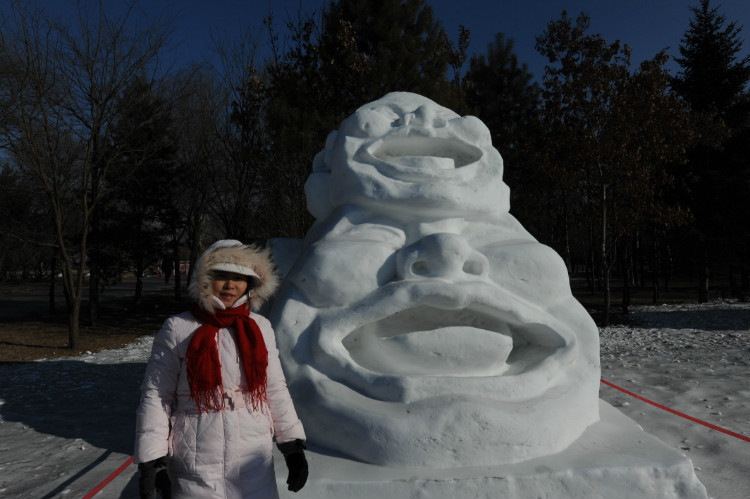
[188,240,279,312]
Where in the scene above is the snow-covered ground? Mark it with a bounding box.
[0,300,748,498]
[598,300,750,499]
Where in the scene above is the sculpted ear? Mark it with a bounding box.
[306,131,337,220]
[305,171,332,220]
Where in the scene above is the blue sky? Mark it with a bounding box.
[4,0,749,81]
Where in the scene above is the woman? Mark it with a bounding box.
[135,240,307,499]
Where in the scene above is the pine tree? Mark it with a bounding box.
[462,33,544,237]
[318,0,459,111]
[104,75,177,304]
[671,0,750,301]
[673,0,750,126]
[262,0,466,236]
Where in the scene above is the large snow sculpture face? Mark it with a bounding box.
[270,92,600,468]
[305,92,510,221]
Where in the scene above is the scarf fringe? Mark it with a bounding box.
[187,303,268,414]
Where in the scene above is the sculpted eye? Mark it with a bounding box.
[331,223,406,247]
[339,108,398,138]
[482,242,569,301]
[289,241,397,307]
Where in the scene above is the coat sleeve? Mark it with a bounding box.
[134,316,181,464]
[255,314,307,444]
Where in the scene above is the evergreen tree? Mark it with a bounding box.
[318,0,461,111]
[0,164,56,283]
[673,0,750,126]
[462,33,544,237]
[166,67,223,295]
[104,75,177,304]
[263,0,467,236]
[672,0,750,300]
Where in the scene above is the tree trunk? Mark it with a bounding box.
[88,138,102,326]
[67,283,82,349]
[135,254,144,307]
[88,253,99,326]
[187,211,206,288]
[48,254,56,314]
[652,229,660,304]
[664,241,672,292]
[698,246,709,303]
[587,223,596,293]
[621,236,630,315]
[61,262,83,349]
[729,264,737,298]
[603,270,611,326]
[634,233,645,289]
[68,304,80,349]
[52,204,84,349]
[600,182,610,326]
[172,233,182,301]
[562,194,571,272]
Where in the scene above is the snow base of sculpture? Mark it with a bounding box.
[276,401,707,499]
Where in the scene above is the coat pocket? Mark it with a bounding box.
[245,406,274,437]
[169,412,198,475]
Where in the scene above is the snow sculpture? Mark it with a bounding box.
[269,92,601,467]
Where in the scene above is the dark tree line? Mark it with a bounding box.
[1,0,748,342]
[670,0,750,303]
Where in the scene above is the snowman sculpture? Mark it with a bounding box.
[269,92,601,468]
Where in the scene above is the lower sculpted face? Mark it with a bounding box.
[272,92,600,467]
[272,218,601,468]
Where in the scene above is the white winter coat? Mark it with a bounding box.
[134,302,306,499]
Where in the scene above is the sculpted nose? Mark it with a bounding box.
[397,233,488,281]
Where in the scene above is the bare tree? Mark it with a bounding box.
[0,0,170,347]
[536,12,695,325]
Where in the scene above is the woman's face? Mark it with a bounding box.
[210,270,248,308]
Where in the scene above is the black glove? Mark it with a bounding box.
[138,456,171,499]
[277,439,308,492]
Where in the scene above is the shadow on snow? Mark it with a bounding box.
[0,360,145,455]
[632,307,750,331]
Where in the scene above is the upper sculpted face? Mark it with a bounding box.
[306,93,510,222]
[271,93,600,468]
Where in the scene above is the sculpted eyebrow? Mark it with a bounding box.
[325,224,406,246]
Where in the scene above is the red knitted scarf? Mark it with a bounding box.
[187,302,268,413]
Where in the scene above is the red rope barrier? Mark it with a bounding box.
[82,455,134,499]
[601,378,750,443]
[79,382,746,497]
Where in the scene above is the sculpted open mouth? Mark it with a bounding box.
[368,136,483,179]
[341,304,565,377]
[309,283,578,402]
